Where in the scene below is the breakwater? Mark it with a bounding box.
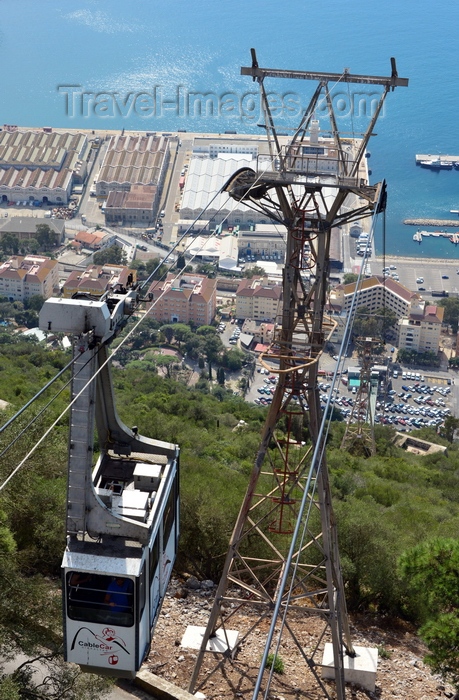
[404,218,459,227]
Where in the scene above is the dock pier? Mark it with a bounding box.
[415,154,459,165]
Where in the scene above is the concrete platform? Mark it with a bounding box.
[135,670,198,700]
[181,625,239,653]
[321,644,378,692]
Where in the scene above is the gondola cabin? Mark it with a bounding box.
[62,449,179,677]
[39,294,180,678]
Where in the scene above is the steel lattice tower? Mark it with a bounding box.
[341,337,379,457]
[189,51,407,700]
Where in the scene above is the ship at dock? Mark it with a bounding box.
[416,153,459,169]
[419,159,454,169]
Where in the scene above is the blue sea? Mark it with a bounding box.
[2,0,459,259]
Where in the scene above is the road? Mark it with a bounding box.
[1,654,152,700]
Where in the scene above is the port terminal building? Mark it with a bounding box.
[0,129,88,205]
[97,134,170,224]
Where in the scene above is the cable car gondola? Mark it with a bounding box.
[39,292,180,678]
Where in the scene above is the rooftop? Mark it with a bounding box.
[99,134,169,186]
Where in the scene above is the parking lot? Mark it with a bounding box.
[323,369,453,432]
[373,257,459,296]
[217,318,455,433]
[245,362,453,434]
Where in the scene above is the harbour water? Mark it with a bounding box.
[1,0,459,259]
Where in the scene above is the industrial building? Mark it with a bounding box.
[104,184,159,226]
[97,134,169,224]
[0,129,88,205]
[0,216,65,243]
[179,153,273,227]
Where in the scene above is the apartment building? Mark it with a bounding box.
[147,273,216,326]
[398,298,444,354]
[330,276,416,321]
[0,254,59,301]
[236,277,282,322]
[62,264,135,298]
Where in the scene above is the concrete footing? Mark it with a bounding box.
[181,625,239,653]
[321,644,378,692]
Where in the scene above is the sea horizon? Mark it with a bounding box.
[2,0,459,259]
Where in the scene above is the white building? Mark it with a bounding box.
[180,154,273,227]
[329,275,416,323]
[398,298,444,354]
[236,276,282,322]
[0,254,59,302]
[183,234,239,271]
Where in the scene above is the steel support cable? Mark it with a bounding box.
[0,155,279,493]
[138,185,232,294]
[0,344,98,494]
[254,201,382,700]
[117,150,280,347]
[120,145,283,348]
[0,363,76,462]
[0,354,77,436]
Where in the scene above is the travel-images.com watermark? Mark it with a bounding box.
[58,85,384,122]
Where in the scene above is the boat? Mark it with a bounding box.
[420,159,453,169]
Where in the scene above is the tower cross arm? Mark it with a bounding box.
[241,65,408,88]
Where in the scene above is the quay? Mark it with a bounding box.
[415,154,459,164]
[412,229,459,245]
[404,218,459,227]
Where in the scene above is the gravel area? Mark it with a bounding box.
[145,577,457,700]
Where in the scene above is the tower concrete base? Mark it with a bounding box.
[321,644,378,692]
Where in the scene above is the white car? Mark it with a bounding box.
[416,277,424,284]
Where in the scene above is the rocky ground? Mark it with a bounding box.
[142,576,457,700]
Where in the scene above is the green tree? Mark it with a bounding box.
[242,266,266,279]
[35,223,57,250]
[155,355,175,378]
[93,244,127,266]
[195,262,216,277]
[161,324,175,344]
[198,332,223,380]
[222,348,244,371]
[353,306,396,340]
[172,323,192,350]
[129,259,147,279]
[217,367,225,386]
[0,233,19,255]
[399,538,459,688]
[441,415,459,443]
[176,253,186,270]
[145,257,168,280]
[343,273,358,284]
[25,237,39,254]
[14,309,38,328]
[439,297,459,333]
[24,295,45,313]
